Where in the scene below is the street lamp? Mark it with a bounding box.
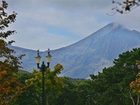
[35,49,52,105]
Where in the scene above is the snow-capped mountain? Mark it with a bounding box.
[11,23,140,78]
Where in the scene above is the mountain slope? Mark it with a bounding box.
[11,23,140,78]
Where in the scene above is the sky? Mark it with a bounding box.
[5,0,140,51]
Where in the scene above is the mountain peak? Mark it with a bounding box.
[109,22,124,29]
[85,22,126,40]
[11,22,140,78]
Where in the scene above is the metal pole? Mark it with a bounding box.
[47,62,50,68]
[46,62,50,105]
[42,70,45,105]
[40,62,46,105]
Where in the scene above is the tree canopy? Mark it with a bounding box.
[0,1,25,105]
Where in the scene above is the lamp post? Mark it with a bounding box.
[35,49,52,105]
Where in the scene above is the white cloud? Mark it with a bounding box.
[10,1,108,36]
[114,7,140,30]
[10,32,78,51]
[6,0,140,50]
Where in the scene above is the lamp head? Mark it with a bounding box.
[35,50,41,66]
[46,49,52,63]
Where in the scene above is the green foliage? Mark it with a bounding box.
[13,64,64,105]
[12,48,140,105]
[89,48,140,105]
[0,1,25,105]
[55,78,93,105]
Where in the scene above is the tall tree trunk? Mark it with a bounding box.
[136,95,140,105]
[129,91,136,105]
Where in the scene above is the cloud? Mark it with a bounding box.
[6,0,140,50]
[8,0,109,36]
[114,7,140,30]
[8,0,111,9]
[10,31,78,51]
[47,0,111,11]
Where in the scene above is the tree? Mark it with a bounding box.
[111,0,140,14]
[14,64,64,105]
[130,73,140,105]
[89,48,140,105]
[0,1,25,105]
[130,73,140,93]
